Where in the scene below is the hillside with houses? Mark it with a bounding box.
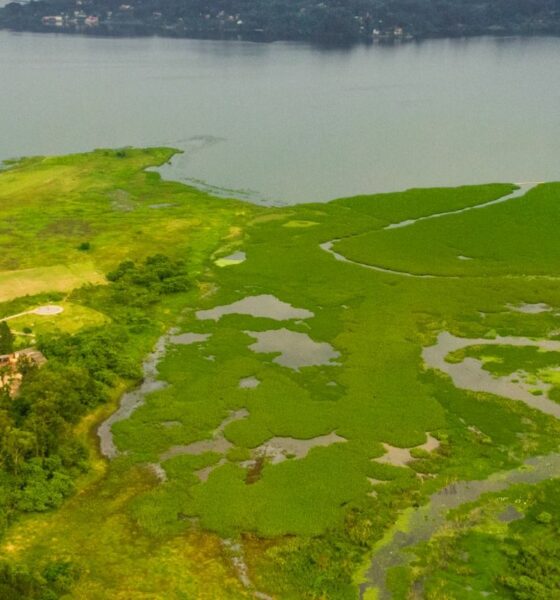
[2,0,559,43]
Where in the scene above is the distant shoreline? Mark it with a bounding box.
[1,22,559,47]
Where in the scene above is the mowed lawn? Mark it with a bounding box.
[5,301,109,336]
[0,263,105,303]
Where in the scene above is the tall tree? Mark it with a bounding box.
[0,322,14,355]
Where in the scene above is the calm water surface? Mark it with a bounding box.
[1,31,559,203]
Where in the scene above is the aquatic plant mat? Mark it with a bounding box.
[1,149,560,599]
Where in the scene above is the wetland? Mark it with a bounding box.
[1,148,560,599]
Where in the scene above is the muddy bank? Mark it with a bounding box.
[374,434,440,468]
[97,332,172,459]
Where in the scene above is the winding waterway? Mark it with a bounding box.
[320,183,537,277]
[1,32,560,203]
[97,331,172,458]
[360,451,560,599]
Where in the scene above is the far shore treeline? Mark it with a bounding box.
[1,0,560,44]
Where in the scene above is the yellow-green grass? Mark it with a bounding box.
[0,147,256,277]
[108,178,560,545]
[282,220,319,228]
[1,463,252,600]
[6,301,109,336]
[0,263,105,303]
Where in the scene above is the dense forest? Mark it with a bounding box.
[0,254,189,529]
[1,0,559,43]
[0,255,190,598]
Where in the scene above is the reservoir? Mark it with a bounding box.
[1,31,559,203]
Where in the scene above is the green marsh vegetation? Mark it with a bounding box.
[335,183,560,276]
[395,477,560,599]
[0,149,560,598]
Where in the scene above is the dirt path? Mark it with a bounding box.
[0,304,64,322]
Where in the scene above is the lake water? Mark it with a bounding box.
[1,31,559,204]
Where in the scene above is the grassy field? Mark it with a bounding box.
[5,301,109,340]
[0,263,105,303]
[1,149,560,599]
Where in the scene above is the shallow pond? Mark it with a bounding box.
[196,295,313,321]
[239,376,261,389]
[422,331,560,418]
[251,432,346,464]
[215,251,246,267]
[507,302,552,314]
[246,328,340,369]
